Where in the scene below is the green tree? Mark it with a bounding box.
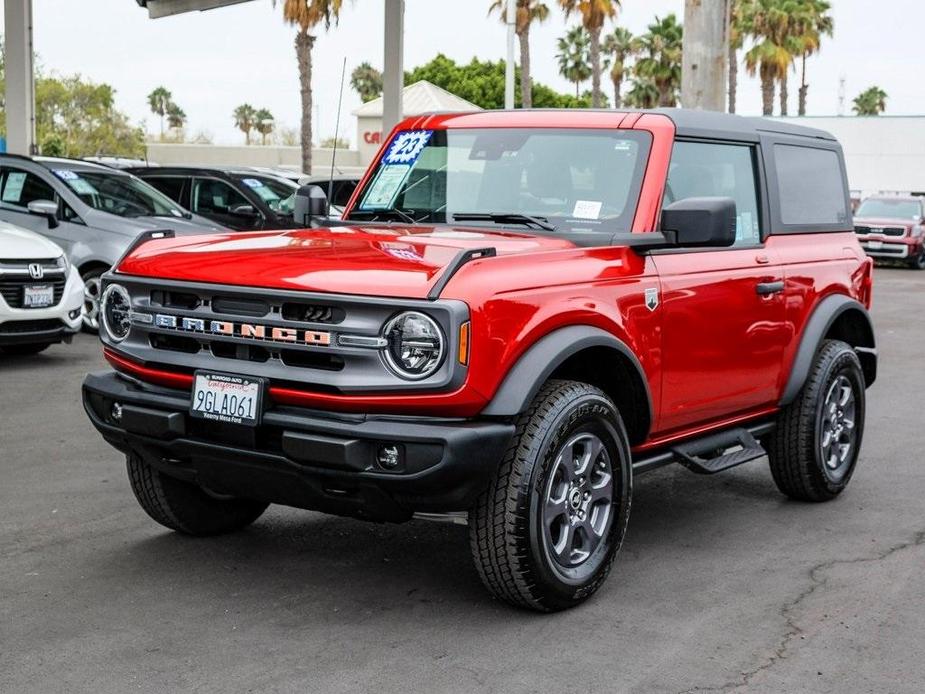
[276,0,346,172]
[488,0,550,108]
[147,86,172,139]
[633,14,683,107]
[794,0,833,116]
[254,108,275,145]
[350,61,383,103]
[166,102,186,133]
[557,26,592,98]
[623,74,659,109]
[233,103,257,145]
[558,0,620,108]
[601,26,636,108]
[852,86,887,116]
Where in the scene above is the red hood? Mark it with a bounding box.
[117,225,577,299]
[853,216,913,229]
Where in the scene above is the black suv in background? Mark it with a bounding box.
[126,166,301,231]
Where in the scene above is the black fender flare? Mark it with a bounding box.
[780,295,877,406]
[481,325,653,426]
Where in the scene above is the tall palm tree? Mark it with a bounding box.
[742,0,796,116]
[852,86,887,116]
[623,77,659,109]
[166,103,186,134]
[275,0,345,172]
[254,108,275,145]
[601,26,636,108]
[634,14,683,107]
[558,0,620,108]
[556,26,593,98]
[233,104,257,145]
[350,62,383,103]
[147,86,172,139]
[794,0,833,116]
[489,0,550,108]
[728,0,745,114]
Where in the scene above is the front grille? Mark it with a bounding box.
[854,226,870,235]
[883,226,906,237]
[0,319,63,334]
[0,278,66,309]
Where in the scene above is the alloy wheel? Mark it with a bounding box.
[83,276,102,331]
[819,374,857,481]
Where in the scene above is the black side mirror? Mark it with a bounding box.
[27,199,59,229]
[229,203,258,217]
[292,184,330,226]
[660,197,737,248]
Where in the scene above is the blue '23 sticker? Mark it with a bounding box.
[383,130,433,165]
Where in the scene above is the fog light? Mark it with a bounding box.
[68,308,81,320]
[377,444,401,469]
[111,402,123,422]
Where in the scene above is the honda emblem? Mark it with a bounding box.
[28,263,44,280]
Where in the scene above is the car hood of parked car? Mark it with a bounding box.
[115,224,579,299]
[0,219,65,260]
[853,216,915,229]
[85,209,227,236]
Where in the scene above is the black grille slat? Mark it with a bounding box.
[0,318,63,334]
[0,279,66,309]
[883,227,906,237]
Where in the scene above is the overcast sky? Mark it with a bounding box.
[4,0,923,145]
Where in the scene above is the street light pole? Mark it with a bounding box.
[504,0,516,109]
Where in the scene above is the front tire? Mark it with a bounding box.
[909,246,925,270]
[127,453,269,536]
[767,340,866,502]
[80,267,106,333]
[468,380,632,611]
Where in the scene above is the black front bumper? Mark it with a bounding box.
[0,319,76,346]
[82,371,514,522]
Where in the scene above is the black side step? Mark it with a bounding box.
[632,422,774,475]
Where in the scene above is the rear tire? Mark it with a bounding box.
[468,380,632,611]
[127,453,268,536]
[767,340,866,502]
[1,342,51,356]
[909,247,925,270]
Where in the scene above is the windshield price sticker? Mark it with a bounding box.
[71,179,98,195]
[242,178,264,189]
[359,164,412,210]
[383,130,433,166]
[572,200,603,220]
[52,169,79,181]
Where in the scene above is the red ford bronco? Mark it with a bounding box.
[83,110,876,611]
[853,194,925,269]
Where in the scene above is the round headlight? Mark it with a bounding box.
[382,312,445,380]
[101,284,132,342]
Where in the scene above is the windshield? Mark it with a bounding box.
[349,128,651,233]
[53,169,188,218]
[237,175,298,215]
[856,198,922,220]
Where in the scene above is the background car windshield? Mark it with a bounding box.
[238,176,297,214]
[855,198,922,219]
[351,128,651,232]
[56,170,186,218]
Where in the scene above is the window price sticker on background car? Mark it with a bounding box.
[52,169,79,181]
[383,130,433,165]
[190,371,265,427]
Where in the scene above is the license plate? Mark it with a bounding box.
[867,240,883,250]
[190,371,265,426]
[23,284,54,308]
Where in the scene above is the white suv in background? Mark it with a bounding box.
[0,220,83,355]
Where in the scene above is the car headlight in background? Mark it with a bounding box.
[382,311,445,380]
[101,284,132,342]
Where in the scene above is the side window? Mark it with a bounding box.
[0,167,57,208]
[663,141,761,246]
[773,144,849,227]
[191,178,249,214]
[145,176,186,205]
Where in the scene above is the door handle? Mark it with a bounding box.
[756,280,785,296]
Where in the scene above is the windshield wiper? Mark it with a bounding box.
[452,213,556,232]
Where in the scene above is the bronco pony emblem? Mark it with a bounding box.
[645,287,659,311]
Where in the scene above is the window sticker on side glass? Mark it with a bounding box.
[52,169,79,181]
[2,172,26,202]
[359,164,412,209]
[383,130,433,165]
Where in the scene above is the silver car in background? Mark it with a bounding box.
[0,155,226,330]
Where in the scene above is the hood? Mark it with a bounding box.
[90,211,227,236]
[116,224,577,299]
[0,220,65,260]
[853,216,914,230]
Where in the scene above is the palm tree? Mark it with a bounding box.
[350,62,383,103]
[794,0,833,116]
[166,103,186,134]
[742,0,796,116]
[557,26,592,98]
[852,86,887,116]
[147,86,172,139]
[233,104,257,145]
[601,26,636,108]
[558,0,620,108]
[254,108,275,145]
[729,0,745,113]
[634,14,683,107]
[623,77,659,109]
[489,0,550,108]
[275,0,346,172]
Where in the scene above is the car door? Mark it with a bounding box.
[189,177,263,231]
[0,165,85,255]
[651,139,789,434]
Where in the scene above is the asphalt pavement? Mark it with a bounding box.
[2,268,924,694]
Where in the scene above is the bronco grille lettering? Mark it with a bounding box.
[150,313,333,347]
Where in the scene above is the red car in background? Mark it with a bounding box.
[854,195,925,269]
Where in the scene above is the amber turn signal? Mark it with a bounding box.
[458,321,470,365]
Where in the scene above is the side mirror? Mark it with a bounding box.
[229,203,258,217]
[292,184,329,226]
[27,199,59,229]
[661,197,737,248]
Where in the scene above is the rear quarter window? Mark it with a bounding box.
[773,144,849,226]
